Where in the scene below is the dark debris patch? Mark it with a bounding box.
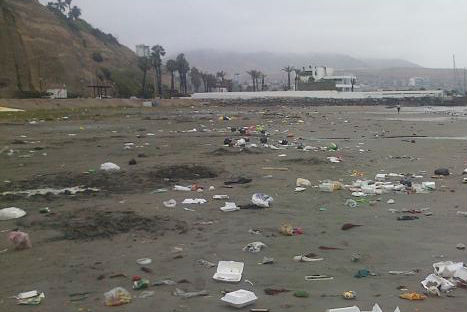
[37,210,188,240]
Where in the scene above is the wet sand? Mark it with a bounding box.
[0,102,466,311]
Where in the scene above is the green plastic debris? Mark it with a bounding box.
[327,143,338,151]
[133,279,150,290]
[354,269,370,278]
[294,290,310,298]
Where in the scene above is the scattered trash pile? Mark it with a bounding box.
[421,261,467,296]
[2,109,467,311]
[318,172,437,197]
[220,123,345,158]
[158,174,273,213]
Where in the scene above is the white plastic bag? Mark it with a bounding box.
[251,193,273,208]
[100,162,120,172]
[243,241,267,253]
[0,207,26,220]
[104,287,131,306]
[163,199,177,208]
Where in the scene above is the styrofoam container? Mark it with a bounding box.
[17,290,39,299]
[221,289,257,308]
[433,261,464,277]
[213,261,244,282]
[375,174,386,181]
[220,202,239,212]
[422,181,436,190]
[361,185,376,194]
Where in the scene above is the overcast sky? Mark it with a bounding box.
[41,0,467,68]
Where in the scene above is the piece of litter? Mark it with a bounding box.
[221,289,257,308]
[100,162,120,172]
[173,288,208,298]
[243,242,267,253]
[0,207,26,220]
[182,199,207,204]
[163,199,177,208]
[213,195,229,200]
[213,261,244,282]
[136,258,152,265]
[220,202,240,212]
[251,193,273,208]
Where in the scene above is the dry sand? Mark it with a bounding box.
[0,101,466,311]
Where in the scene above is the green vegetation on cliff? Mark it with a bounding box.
[0,0,143,98]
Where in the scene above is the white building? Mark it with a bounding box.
[297,66,358,92]
[408,77,431,88]
[47,88,67,99]
[322,75,358,92]
[136,45,150,57]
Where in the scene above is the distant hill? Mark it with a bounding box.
[0,0,143,98]
[181,50,465,91]
[180,49,421,81]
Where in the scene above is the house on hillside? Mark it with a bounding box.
[136,45,150,57]
[47,88,67,99]
[297,66,358,92]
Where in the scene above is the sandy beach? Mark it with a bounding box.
[0,100,466,312]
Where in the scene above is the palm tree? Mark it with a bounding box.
[206,74,217,92]
[293,68,302,91]
[68,6,81,20]
[150,45,166,98]
[190,67,202,93]
[282,66,294,90]
[351,77,357,92]
[255,71,262,91]
[200,72,209,92]
[216,71,226,83]
[137,56,150,98]
[166,59,177,95]
[247,70,260,91]
[246,71,254,91]
[176,54,190,94]
[260,73,266,91]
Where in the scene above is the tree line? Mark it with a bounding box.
[47,0,81,20]
[138,45,234,99]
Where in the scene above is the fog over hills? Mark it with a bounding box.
[179,49,421,79]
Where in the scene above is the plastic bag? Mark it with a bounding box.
[0,207,26,220]
[251,193,273,208]
[104,287,131,306]
[100,162,120,172]
[163,199,177,208]
[296,178,311,187]
[8,231,32,250]
[243,241,267,253]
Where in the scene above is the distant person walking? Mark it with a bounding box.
[396,104,401,114]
